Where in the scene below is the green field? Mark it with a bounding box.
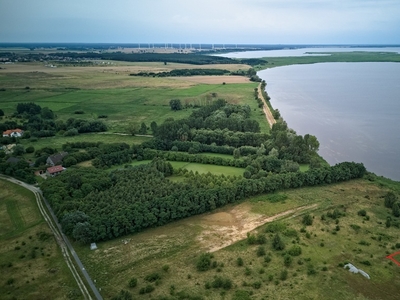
[0,179,79,299]
[113,159,245,177]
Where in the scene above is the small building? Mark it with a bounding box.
[46,165,65,177]
[90,243,98,250]
[2,129,24,138]
[47,152,68,166]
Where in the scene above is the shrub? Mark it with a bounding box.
[284,255,293,267]
[302,214,313,226]
[74,110,85,114]
[360,260,372,266]
[272,233,285,251]
[162,265,170,272]
[357,210,367,217]
[288,245,302,256]
[196,253,212,271]
[211,276,232,290]
[139,285,155,294]
[252,281,262,289]
[256,246,266,257]
[237,257,244,266]
[144,272,161,282]
[128,277,137,288]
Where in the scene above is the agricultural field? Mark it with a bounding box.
[0,179,79,300]
[0,62,265,133]
[74,177,400,299]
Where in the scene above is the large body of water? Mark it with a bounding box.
[220,47,400,181]
[258,63,400,181]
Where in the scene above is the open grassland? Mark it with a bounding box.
[0,62,264,132]
[20,132,151,151]
[259,51,400,69]
[0,180,79,300]
[110,159,245,177]
[74,178,400,300]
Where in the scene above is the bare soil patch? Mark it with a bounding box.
[196,203,317,252]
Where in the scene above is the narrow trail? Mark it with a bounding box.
[258,83,276,128]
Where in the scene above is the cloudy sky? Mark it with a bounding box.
[1,0,399,44]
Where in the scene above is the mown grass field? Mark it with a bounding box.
[73,177,400,300]
[0,179,79,300]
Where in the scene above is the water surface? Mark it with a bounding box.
[258,63,400,181]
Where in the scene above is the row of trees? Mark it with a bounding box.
[41,160,366,242]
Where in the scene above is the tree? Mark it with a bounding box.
[13,144,25,156]
[302,214,313,226]
[384,192,397,209]
[0,109,4,116]
[169,99,182,111]
[72,222,93,244]
[392,202,400,218]
[139,122,147,135]
[272,233,285,251]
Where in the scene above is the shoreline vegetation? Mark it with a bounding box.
[1,45,400,299]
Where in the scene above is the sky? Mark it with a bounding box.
[1,0,400,44]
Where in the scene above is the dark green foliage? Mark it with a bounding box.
[392,202,400,217]
[132,68,229,77]
[284,255,293,267]
[256,246,266,257]
[384,192,397,208]
[265,222,286,233]
[288,245,302,256]
[210,276,232,290]
[302,214,313,226]
[145,272,161,282]
[169,99,182,111]
[16,102,41,115]
[357,209,367,217]
[139,122,147,134]
[272,233,285,251]
[139,285,155,295]
[360,260,372,266]
[196,253,213,271]
[0,109,4,116]
[350,224,361,231]
[252,281,262,289]
[236,257,244,267]
[128,277,137,288]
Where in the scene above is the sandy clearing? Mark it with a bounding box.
[197,203,317,252]
[169,75,250,84]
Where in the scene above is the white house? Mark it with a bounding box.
[2,129,24,138]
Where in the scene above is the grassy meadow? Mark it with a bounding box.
[0,62,265,133]
[72,177,400,300]
[0,179,79,300]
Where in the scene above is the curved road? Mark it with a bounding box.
[0,175,103,300]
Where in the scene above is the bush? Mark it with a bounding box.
[272,233,285,251]
[280,270,288,281]
[144,272,161,282]
[288,245,302,256]
[237,257,244,266]
[74,110,85,114]
[357,209,367,217]
[284,255,293,267]
[162,264,170,272]
[302,214,313,226]
[196,253,212,271]
[139,285,155,294]
[211,276,232,290]
[128,277,137,288]
[256,246,266,257]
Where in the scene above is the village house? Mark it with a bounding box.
[2,129,24,138]
[46,152,68,166]
[46,165,65,177]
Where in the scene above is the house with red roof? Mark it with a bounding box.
[2,128,24,138]
[46,165,65,177]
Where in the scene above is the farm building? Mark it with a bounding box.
[46,165,65,177]
[47,152,68,166]
[2,128,24,138]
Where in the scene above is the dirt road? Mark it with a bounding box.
[258,83,276,128]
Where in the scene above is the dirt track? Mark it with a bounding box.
[197,203,317,252]
[258,83,276,128]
